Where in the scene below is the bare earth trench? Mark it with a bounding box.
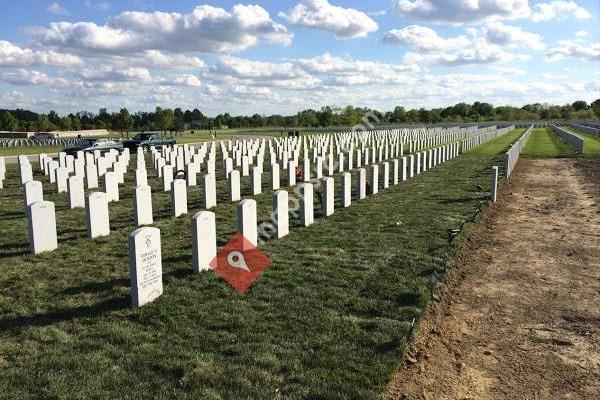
[385,159,600,400]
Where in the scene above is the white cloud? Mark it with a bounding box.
[0,40,82,67]
[0,69,51,85]
[79,66,152,83]
[383,25,531,66]
[47,2,70,16]
[138,50,205,69]
[575,30,588,38]
[160,74,202,87]
[295,52,418,84]
[546,40,600,61]
[480,21,544,50]
[381,25,469,51]
[368,10,387,17]
[392,0,530,23]
[209,55,321,89]
[205,84,222,96]
[542,72,567,79]
[230,85,272,97]
[404,37,528,66]
[531,1,590,22]
[490,65,527,76]
[280,0,378,39]
[85,1,110,12]
[33,4,292,54]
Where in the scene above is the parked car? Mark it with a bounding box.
[122,133,176,150]
[63,138,123,156]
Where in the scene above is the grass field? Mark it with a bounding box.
[0,133,517,398]
[521,128,578,158]
[561,126,600,157]
[0,146,62,156]
[465,128,525,155]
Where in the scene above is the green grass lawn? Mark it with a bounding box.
[0,146,62,157]
[0,146,505,399]
[561,126,600,157]
[521,128,578,158]
[465,128,525,155]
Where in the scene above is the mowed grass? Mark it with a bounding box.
[0,147,506,398]
[521,128,578,158]
[561,126,600,157]
[465,128,525,155]
[0,146,63,156]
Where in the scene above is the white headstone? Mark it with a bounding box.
[20,162,33,185]
[357,168,366,199]
[273,190,289,238]
[162,165,173,191]
[68,175,85,209]
[134,185,153,226]
[185,163,197,187]
[408,155,415,178]
[299,182,314,227]
[246,166,258,198]
[315,157,323,179]
[491,166,499,203]
[192,211,217,273]
[341,172,351,208]
[392,159,399,185]
[129,227,163,307]
[86,192,110,239]
[271,163,280,190]
[303,157,311,182]
[224,157,233,179]
[135,168,148,187]
[369,165,379,195]
[86,163,99,189]
[104,171,119,202]
[382,162,390,189]
[322,177,334,217]
[23,180,43,207]
[171,179,188,217]
[55,167,68,193]
[241,155,250,176]
[287,160,296,186]
[203,174,217,209]
[27,200,58,254]
[237,199,257,246]
[229,170,241,202]
[48,161,58,183]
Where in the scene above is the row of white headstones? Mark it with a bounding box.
[3,125,508,306]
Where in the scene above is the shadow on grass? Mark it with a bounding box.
[0,296,130,332]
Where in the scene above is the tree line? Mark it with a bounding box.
[0,100,598,134]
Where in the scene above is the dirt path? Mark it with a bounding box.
[385,159,600,400]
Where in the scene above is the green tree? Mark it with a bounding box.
[0,110,19,131]
[391,106,406,123]
[319,106,335,126]
[591,98,600,118]
[571,100,588,111]
[115,108,133,137]
[154,107,174,134]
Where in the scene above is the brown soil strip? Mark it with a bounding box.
[385,158,600,400]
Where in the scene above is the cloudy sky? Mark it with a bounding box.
[0,0,598,115]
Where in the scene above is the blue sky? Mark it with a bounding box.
[0,0,598,116]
